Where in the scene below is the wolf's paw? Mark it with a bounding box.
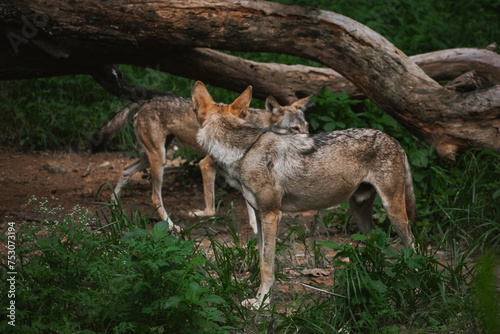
[241,297,269,309]
[172,224,181,234]
[190,209,216,218]
[241,298,260,309]
[168,221,182,234]
[163,218,181,234]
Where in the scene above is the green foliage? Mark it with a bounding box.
[0,76,131,151]
[0,197,236,333]
[274,0,500,55]
[417,150,500,250]
[318,229,476,331]
[309,88,363,132]
[472,251,500,334]
[2,1,500,332]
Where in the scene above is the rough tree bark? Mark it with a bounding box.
[1,0,499,160]
[155,47,500,104]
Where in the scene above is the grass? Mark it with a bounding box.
[1,0,499,332]
[1,197,239,333]
[2,196,498,333]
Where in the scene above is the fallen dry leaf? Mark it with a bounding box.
[300,268,331,277]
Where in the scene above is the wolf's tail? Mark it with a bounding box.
[404,155,417,224]
[91,102,142,150]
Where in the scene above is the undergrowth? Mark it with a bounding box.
[1,0,499,332]
[0,197,237,334]
[2,196,499,333]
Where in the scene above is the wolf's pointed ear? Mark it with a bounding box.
[292,95,312,112]
[229,86,252,119]
[192,81,214,115]
[265,96,283,116]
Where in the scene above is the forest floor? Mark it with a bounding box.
[0,144,355,304]
[2,144,499,313]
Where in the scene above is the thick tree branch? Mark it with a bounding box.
[1,0,499,160]
[157,47,500,104]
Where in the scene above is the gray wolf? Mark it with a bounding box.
[192,81,416,308]
[111,94,310,232]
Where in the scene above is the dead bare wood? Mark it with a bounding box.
[445,71,483,92]
[1,0,499,160]
[156,47,500,104]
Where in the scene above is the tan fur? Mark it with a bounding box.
[192,81,416,308]
[113,93,309,233]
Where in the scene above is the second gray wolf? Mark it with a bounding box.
[110,94,310,232]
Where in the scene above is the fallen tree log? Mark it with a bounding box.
[155,47,500,104]
[1,0,499,160]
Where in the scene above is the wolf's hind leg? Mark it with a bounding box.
[349,183,377,234]
[376,184,415,248]
[112,154,150,202]
[146,136,181,232]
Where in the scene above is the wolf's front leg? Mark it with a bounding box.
[192,155,217,217]
[242,210,281,308]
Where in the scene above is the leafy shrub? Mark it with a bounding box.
[0,198,236,333]
[473,251,500,334]
[312,228,479,332]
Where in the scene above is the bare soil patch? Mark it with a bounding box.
[0,145,238,227]
[2,144,499,321]
[0,144,344,286]
[0,145,344,236]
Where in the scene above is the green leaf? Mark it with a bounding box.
[142,306,154,315]
[407,259,424,270]
[322,122,337,132]
[352,234,368,241]
[381,248,398,259]
[493,189,500,200]
[185,282,202,302]
[369,279,388,294]
[163,296,181,309]
[202,295,227,305]
[379,113,399,128]
[152,221,171,238]
[309,118,319,130]
[401,247,414,258]
[335,121,346,129]
[409,149,430,168]
[317,240,343,251]
[384,267,396,278]
[405,274,421,289]
[319,115,335,122]
[123,227,150,239]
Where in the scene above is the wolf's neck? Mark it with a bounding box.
[197,116,262,166]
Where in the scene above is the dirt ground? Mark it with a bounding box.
[1,144,499,316]
[0,144,345,297]
[0,144,207,224]
[0,144,329,238]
